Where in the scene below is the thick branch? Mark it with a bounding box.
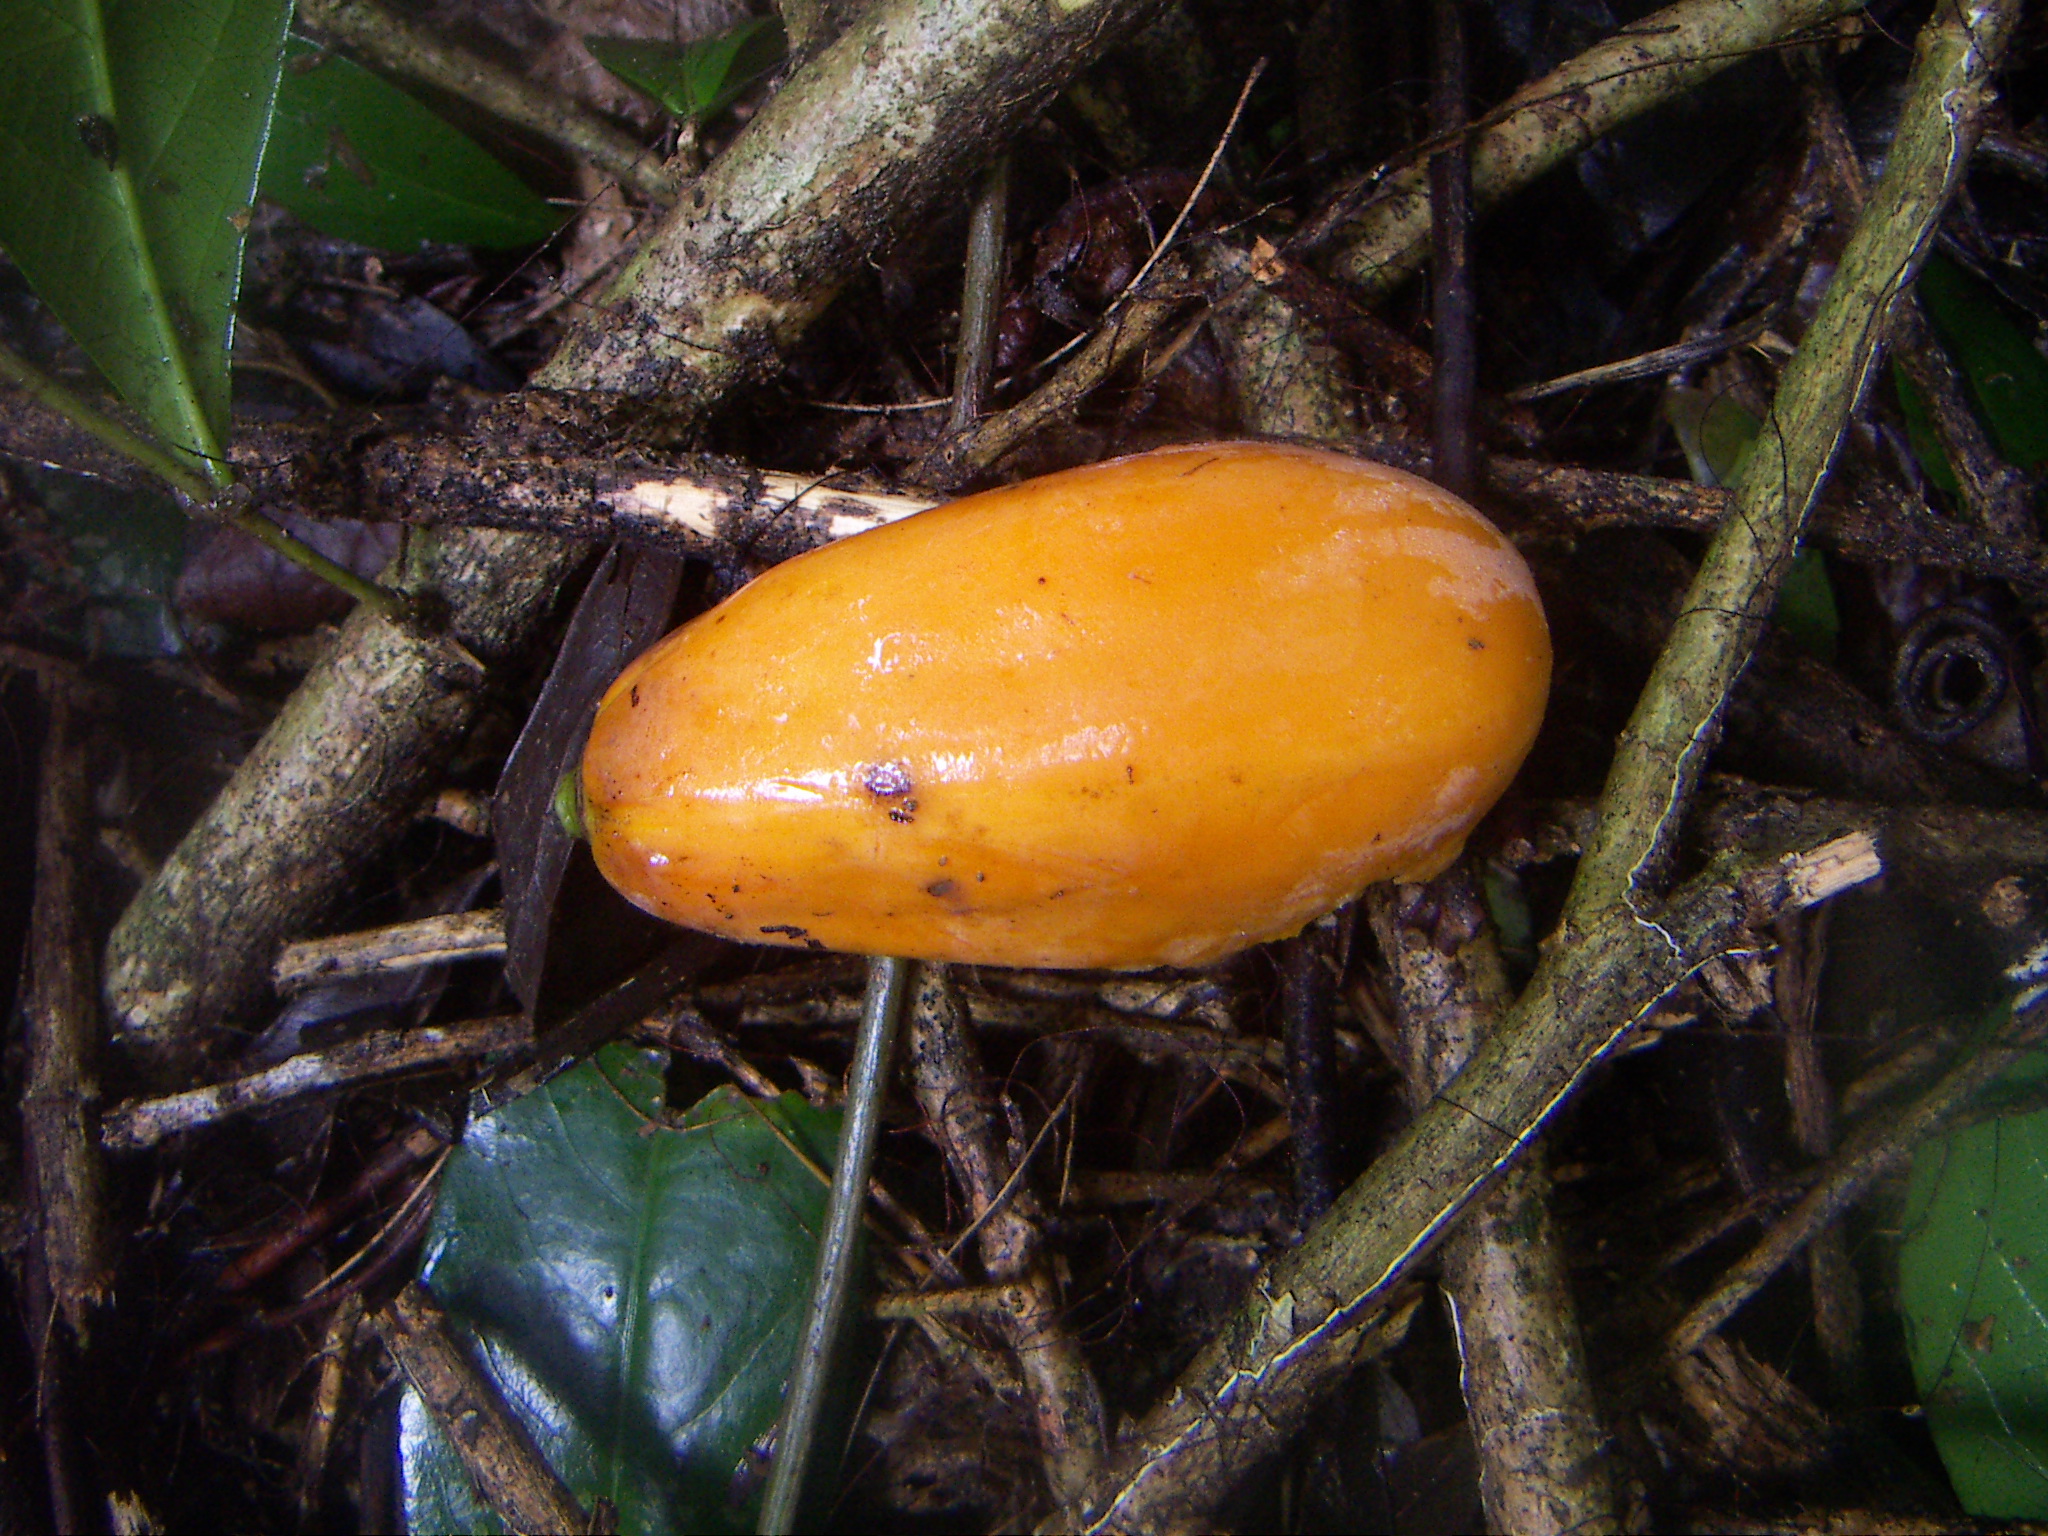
[1075,836,1877,1532]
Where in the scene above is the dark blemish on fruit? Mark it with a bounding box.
[927,879,956,898]
[937,855,949,866]
[1049,889,1067,900]
[761,924,828,950]
[863,761,914,798]
[976,872,986,882]
[1037,576,1048,585]
[888,800,917,824]
[1125,764,1135,784]
[1468,637,1486,650]
[630,685,641,707]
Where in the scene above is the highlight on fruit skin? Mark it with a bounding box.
[577,441,1551,969]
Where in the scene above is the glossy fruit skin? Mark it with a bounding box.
[581,442,1550,968]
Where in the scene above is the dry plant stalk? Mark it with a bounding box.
[272,908,508,993]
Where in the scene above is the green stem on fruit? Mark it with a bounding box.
[759,954,909,1534]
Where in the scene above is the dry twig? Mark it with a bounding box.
[272,909,508,994]
[23,681,113,1336]
[102,1016,529,1152]
[295,0,678,202]
[376,1283,601,1536]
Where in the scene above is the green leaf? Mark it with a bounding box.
[1662,385,1760,489]
[259,41,563,251]
[401,1048,845,1536]
[0,0,292,481]
[1774,547,1839,662]
[1892,364,1962,496]
[1900,1043,2048,1519]
[1917,253,2048,473]
[584,18,786,124]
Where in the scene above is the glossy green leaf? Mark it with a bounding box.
[584,18,786,124]
[401,1048,845,1536]
[1900,1039,2048,1518]
[259,41,562,251]
[0,0,291,481]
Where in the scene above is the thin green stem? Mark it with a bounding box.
[0,339,409,625]
[759,954,909,1534]
[0,340,211,503]
[221,507,411,624]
